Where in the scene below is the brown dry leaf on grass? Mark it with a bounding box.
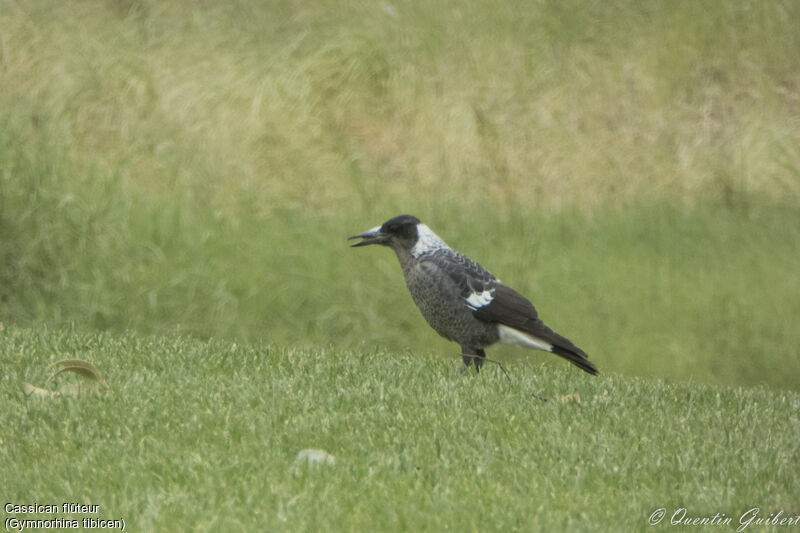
[51,359,108,386]
[22,382,54,398]
[23,359,110,399]
[559,393,581,405]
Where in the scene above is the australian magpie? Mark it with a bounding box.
[349,215,598,375]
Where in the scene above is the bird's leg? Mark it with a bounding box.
[461,349,510,380]
[460,347,481,373]
[473,349,486,372]
[461,353,474,369]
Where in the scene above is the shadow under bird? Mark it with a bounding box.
[349,215,598,376]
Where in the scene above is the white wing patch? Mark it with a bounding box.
[465,289,495,310]
[497,324,553,352]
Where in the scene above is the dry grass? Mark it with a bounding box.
[3,0,799,215]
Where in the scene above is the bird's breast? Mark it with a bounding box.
[401,263,499,348]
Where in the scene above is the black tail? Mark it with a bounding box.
[469,284,599,375]
[551,341,599,376]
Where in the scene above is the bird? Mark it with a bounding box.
[349,214,598,376]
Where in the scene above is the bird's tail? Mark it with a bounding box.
[497,324,599,375]
[551,341,598,376]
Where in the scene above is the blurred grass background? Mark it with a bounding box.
[2,0,799,389]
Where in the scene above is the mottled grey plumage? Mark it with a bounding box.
[349,215,598,375]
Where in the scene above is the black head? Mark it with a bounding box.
[348,215,421,248]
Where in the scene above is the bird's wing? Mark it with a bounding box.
[422,250,569,348]
[471,283,597,374]
[420,249,498,301]
[419,249,597,374]
[468,283,543,332]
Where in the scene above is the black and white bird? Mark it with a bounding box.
[349,215,598,375]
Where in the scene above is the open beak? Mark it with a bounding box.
[348,225,390,247]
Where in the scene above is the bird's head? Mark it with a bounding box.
[348,214,421,250]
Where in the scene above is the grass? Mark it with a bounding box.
[3,1,799,210]
[2,326,799,532]
[3,161,800,388]
[1,1,799,391]
[1,2,799,529]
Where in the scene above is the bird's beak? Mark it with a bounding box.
[348,225,390,247]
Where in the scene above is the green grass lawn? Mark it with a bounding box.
[2,326,799,532]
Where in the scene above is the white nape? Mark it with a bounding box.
[410,224,449,258]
